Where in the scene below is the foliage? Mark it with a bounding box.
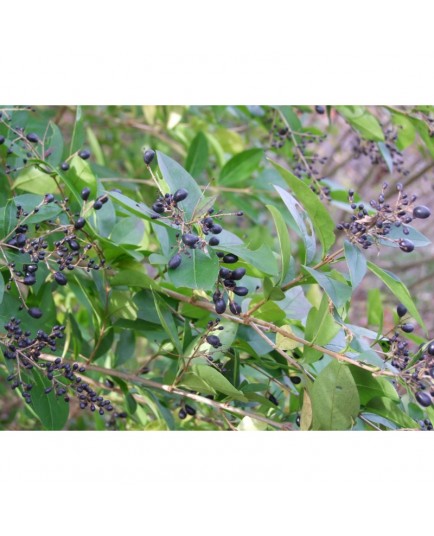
[1,104,434,431]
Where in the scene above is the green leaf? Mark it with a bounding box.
[185,131,208,177]
[27,369,69,430]
[0,272,4,305]
[12,194,62,224]
[190,364,248,402]
[367,288,383,327]
[219,148,263,185]
[365,397,417,429]
[336,106,384,141]
[47,122,64,167]
[13,165,57,194]
[157,151,203,220]
[344,240,367,290]
[391,112,416,150]
[273,185,316,264]
[271,161,336,256]
[70,105,85,154]
[310,361,360,430]
[114,330,136,367]
[168,248,219,291]
[302,266,352,309]
[349,366,399,405]
[377,142,393,173]
[367,262,425,331]
[303,293,341,363]
[266,204,291,284]
[110,216,145,246]
[153,293,182,354]
[69,155,97,198]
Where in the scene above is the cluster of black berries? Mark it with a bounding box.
[336,182,431,251]
[142,146,244,273]
[352,128,409,176]
[402,340,434,409]
[419,419,433,431]
[212,254,248,316]
[1,317,120,418]
[3,189,108,319]
[178,403,197,420]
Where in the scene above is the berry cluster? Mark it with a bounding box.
[2,188,109,319]
[212,258,248,315]
[178,403,197,420]
[352,128,409,176]
[0,316,120,418]
[336,182,431,251]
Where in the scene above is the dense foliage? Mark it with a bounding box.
[1,104,434,431]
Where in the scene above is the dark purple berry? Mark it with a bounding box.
[93,200,103,210]
[399,239,414,253]
[182,233,200,247]
[315,105,325,114]
[152,202,165,214]
[401,323,414,333]
[413,205,431,219]
[397,303,407,317]
[78,149,91,160]
[222,253,238,264]
[28,307,43,319]
[209,237,220,246]
[185,404,196,416]
[143,149,155,165]
[26,132,39,143]
[168,253,182,270]
[23,274,36,286]
[81,187,91,200]
[44,193,55,203]
[54,272,67,286]
[219,268,231,278]
[0,135,5,145]
[173,188,189,202]
[427,342,434,356]
[233,286,248,297]
[206,335,221,348]
[230,267,246,280]
[268,393,278,406]
[214,299,226,314]
[290,376,301,385]
[178,408,187,419]
[61,162,70,171]
[415,391,432,407]
[229,301,242,315]
[74,217,86,230]
[210,224,222,235]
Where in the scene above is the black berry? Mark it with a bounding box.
[61,162,70,171]
[415,391,432,407]
[78,149,91,160]
[315,105,325,114]
[413,205,431,219]
[210,224,222,235]
[222,254,238,264]
[290,376,301,385]
[26,132,39,143]
[81,187,91,200]
[230,268,246,280]
[185,404,196,416]
[23,274,36,286]
[0,135,5,145]
[182,233,200,247]
[268,393,278,406]
[168,253,182,270]
[398,239,414,253]
[214,298,226,314]
[401,323,414,333]
[397,303,407,317]
[233,286,248,296]
[143,149,155,165]
[54,272,68,286]
[178,408,187,419]
[173,188,189,202]
[28,307,43,319]
[93,200,103,210]
[427,342,434,356]
[74,217,86,230]
[206,335,221,348]
[229,301,242,315]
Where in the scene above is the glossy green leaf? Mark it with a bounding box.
[168,248,219,291]
[153,293,182,354]
[344,240,367,290]
[271,161,336,255]
[70,105,85,154]
[349,366,399,405]
[157,151,203,219]
[69,155,97,198]
[302,266,352,309]
[310,361,360,430]
[336,106,384,141]
[365,397,417,429]
[219,148,263,185]
[266,204,291,284]
[13,165,57,194]
[367,262,425,331]
[185,131,208,177]
[190,364,248,402]
[47,122,64,167]
[27,369,69,430]
[110,216,145,246]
